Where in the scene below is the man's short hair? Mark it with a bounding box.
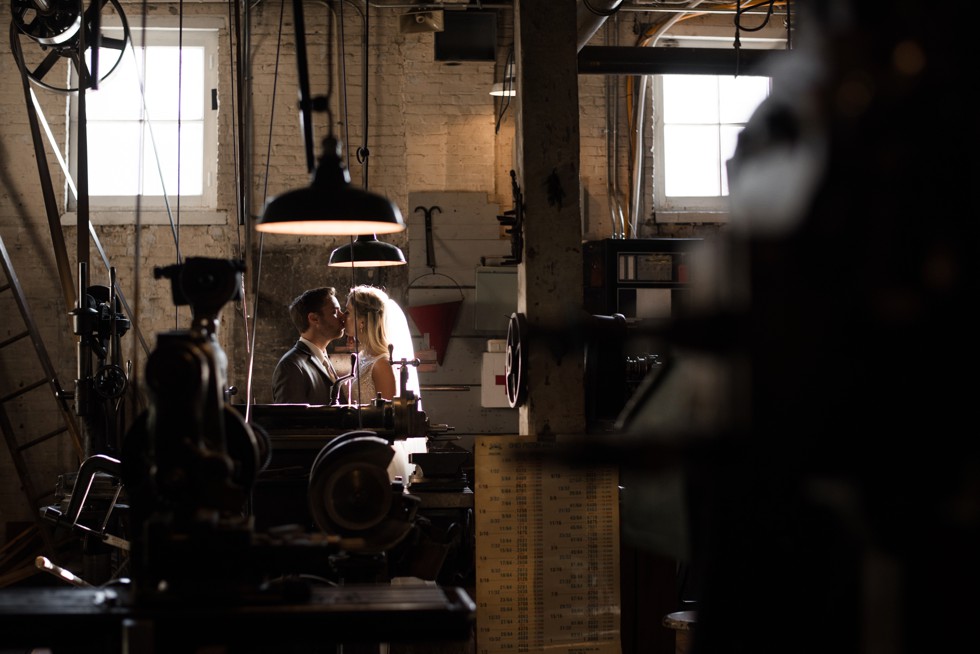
[288,287,336,333]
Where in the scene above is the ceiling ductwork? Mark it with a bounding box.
[577,0,621,52]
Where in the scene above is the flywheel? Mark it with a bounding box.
[505,312,528,408]
[10,0,131,93]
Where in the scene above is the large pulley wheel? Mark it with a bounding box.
[308,431,416,553]
[505,312,528,408]
[10,0,131,93]
[11,0,81,45]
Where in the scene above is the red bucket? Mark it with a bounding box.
[407,300,462,365]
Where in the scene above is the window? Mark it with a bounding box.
[652,73,771,220]
[65,19,220,224]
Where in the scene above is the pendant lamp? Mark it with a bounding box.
[256,137,405,236]
[254,0,405,237]
[328,234,406,267]
[324,1,408,265]
[490,51,516,96]
[489,80,516,97]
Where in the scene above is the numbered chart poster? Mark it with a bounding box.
[475,436,621,654]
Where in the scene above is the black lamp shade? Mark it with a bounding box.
[256,137,405,236]
[329,235,407,267]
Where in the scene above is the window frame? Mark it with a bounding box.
[63,16,223,225]
[651,72,772,223]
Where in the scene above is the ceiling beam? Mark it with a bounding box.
[578,46,784,76]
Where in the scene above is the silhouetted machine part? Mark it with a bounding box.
[72,283,131,403]
[494,169,524,265]
[308,431,420,554]
[241,398,429,440]
[123,259,261,519]
[505,311,632,418]
[10,0,131,93]
[119,258,274,599]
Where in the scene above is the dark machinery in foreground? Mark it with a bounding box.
[17,258,475,652]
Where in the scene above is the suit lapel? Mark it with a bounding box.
[297,341,335,383]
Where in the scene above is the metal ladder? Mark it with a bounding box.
[0,233,82,585]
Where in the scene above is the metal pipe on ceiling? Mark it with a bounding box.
[577,0,621,52]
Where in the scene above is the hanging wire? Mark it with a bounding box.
[229,0,255,413]
[117,0,189,329]
[117,30,184,263]
[347,235,363,422]
[338,0,351,160]
[355,0,369,172]
[735,0,779,32]
[177,0,183,234]
[605,12,626,238]
[494,45,514,135]
[228,0,245,250]
[129,69,182,263]
[232,0,245,257]
[174,0,184,330]
[335,0,363,424]
[324,0,335,131]
[130,0,151,415]
[244,0,287,420]
[785,0,792,49]
[227,0,252,365]
[734,1,781,73]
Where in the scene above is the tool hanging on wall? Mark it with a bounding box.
[416,205,442,272]
[495,170,524,265]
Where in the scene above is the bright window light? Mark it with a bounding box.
[654,74,771,213]
[69,25,217,210]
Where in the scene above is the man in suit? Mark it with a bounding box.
[272,287,348,404]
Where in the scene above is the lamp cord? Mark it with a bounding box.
[176,0,182,249]
[292,0,316,172]
[244,0,286,418]
[325,0,334,131]
[355,1,369,186]
[337,0,351,162]
[335,0,362,425]
[495,45,513,134]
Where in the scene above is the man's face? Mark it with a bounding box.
[312,296,347,343]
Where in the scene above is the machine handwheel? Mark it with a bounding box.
[93,363,127,399]
[505,312,528,408]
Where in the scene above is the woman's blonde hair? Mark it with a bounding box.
[347,285,389,357]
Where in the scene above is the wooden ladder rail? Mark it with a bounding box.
[0,233,83,556]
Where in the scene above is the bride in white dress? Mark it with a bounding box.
[345,285,427,483]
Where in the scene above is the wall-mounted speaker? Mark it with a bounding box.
[400,10,444,34]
